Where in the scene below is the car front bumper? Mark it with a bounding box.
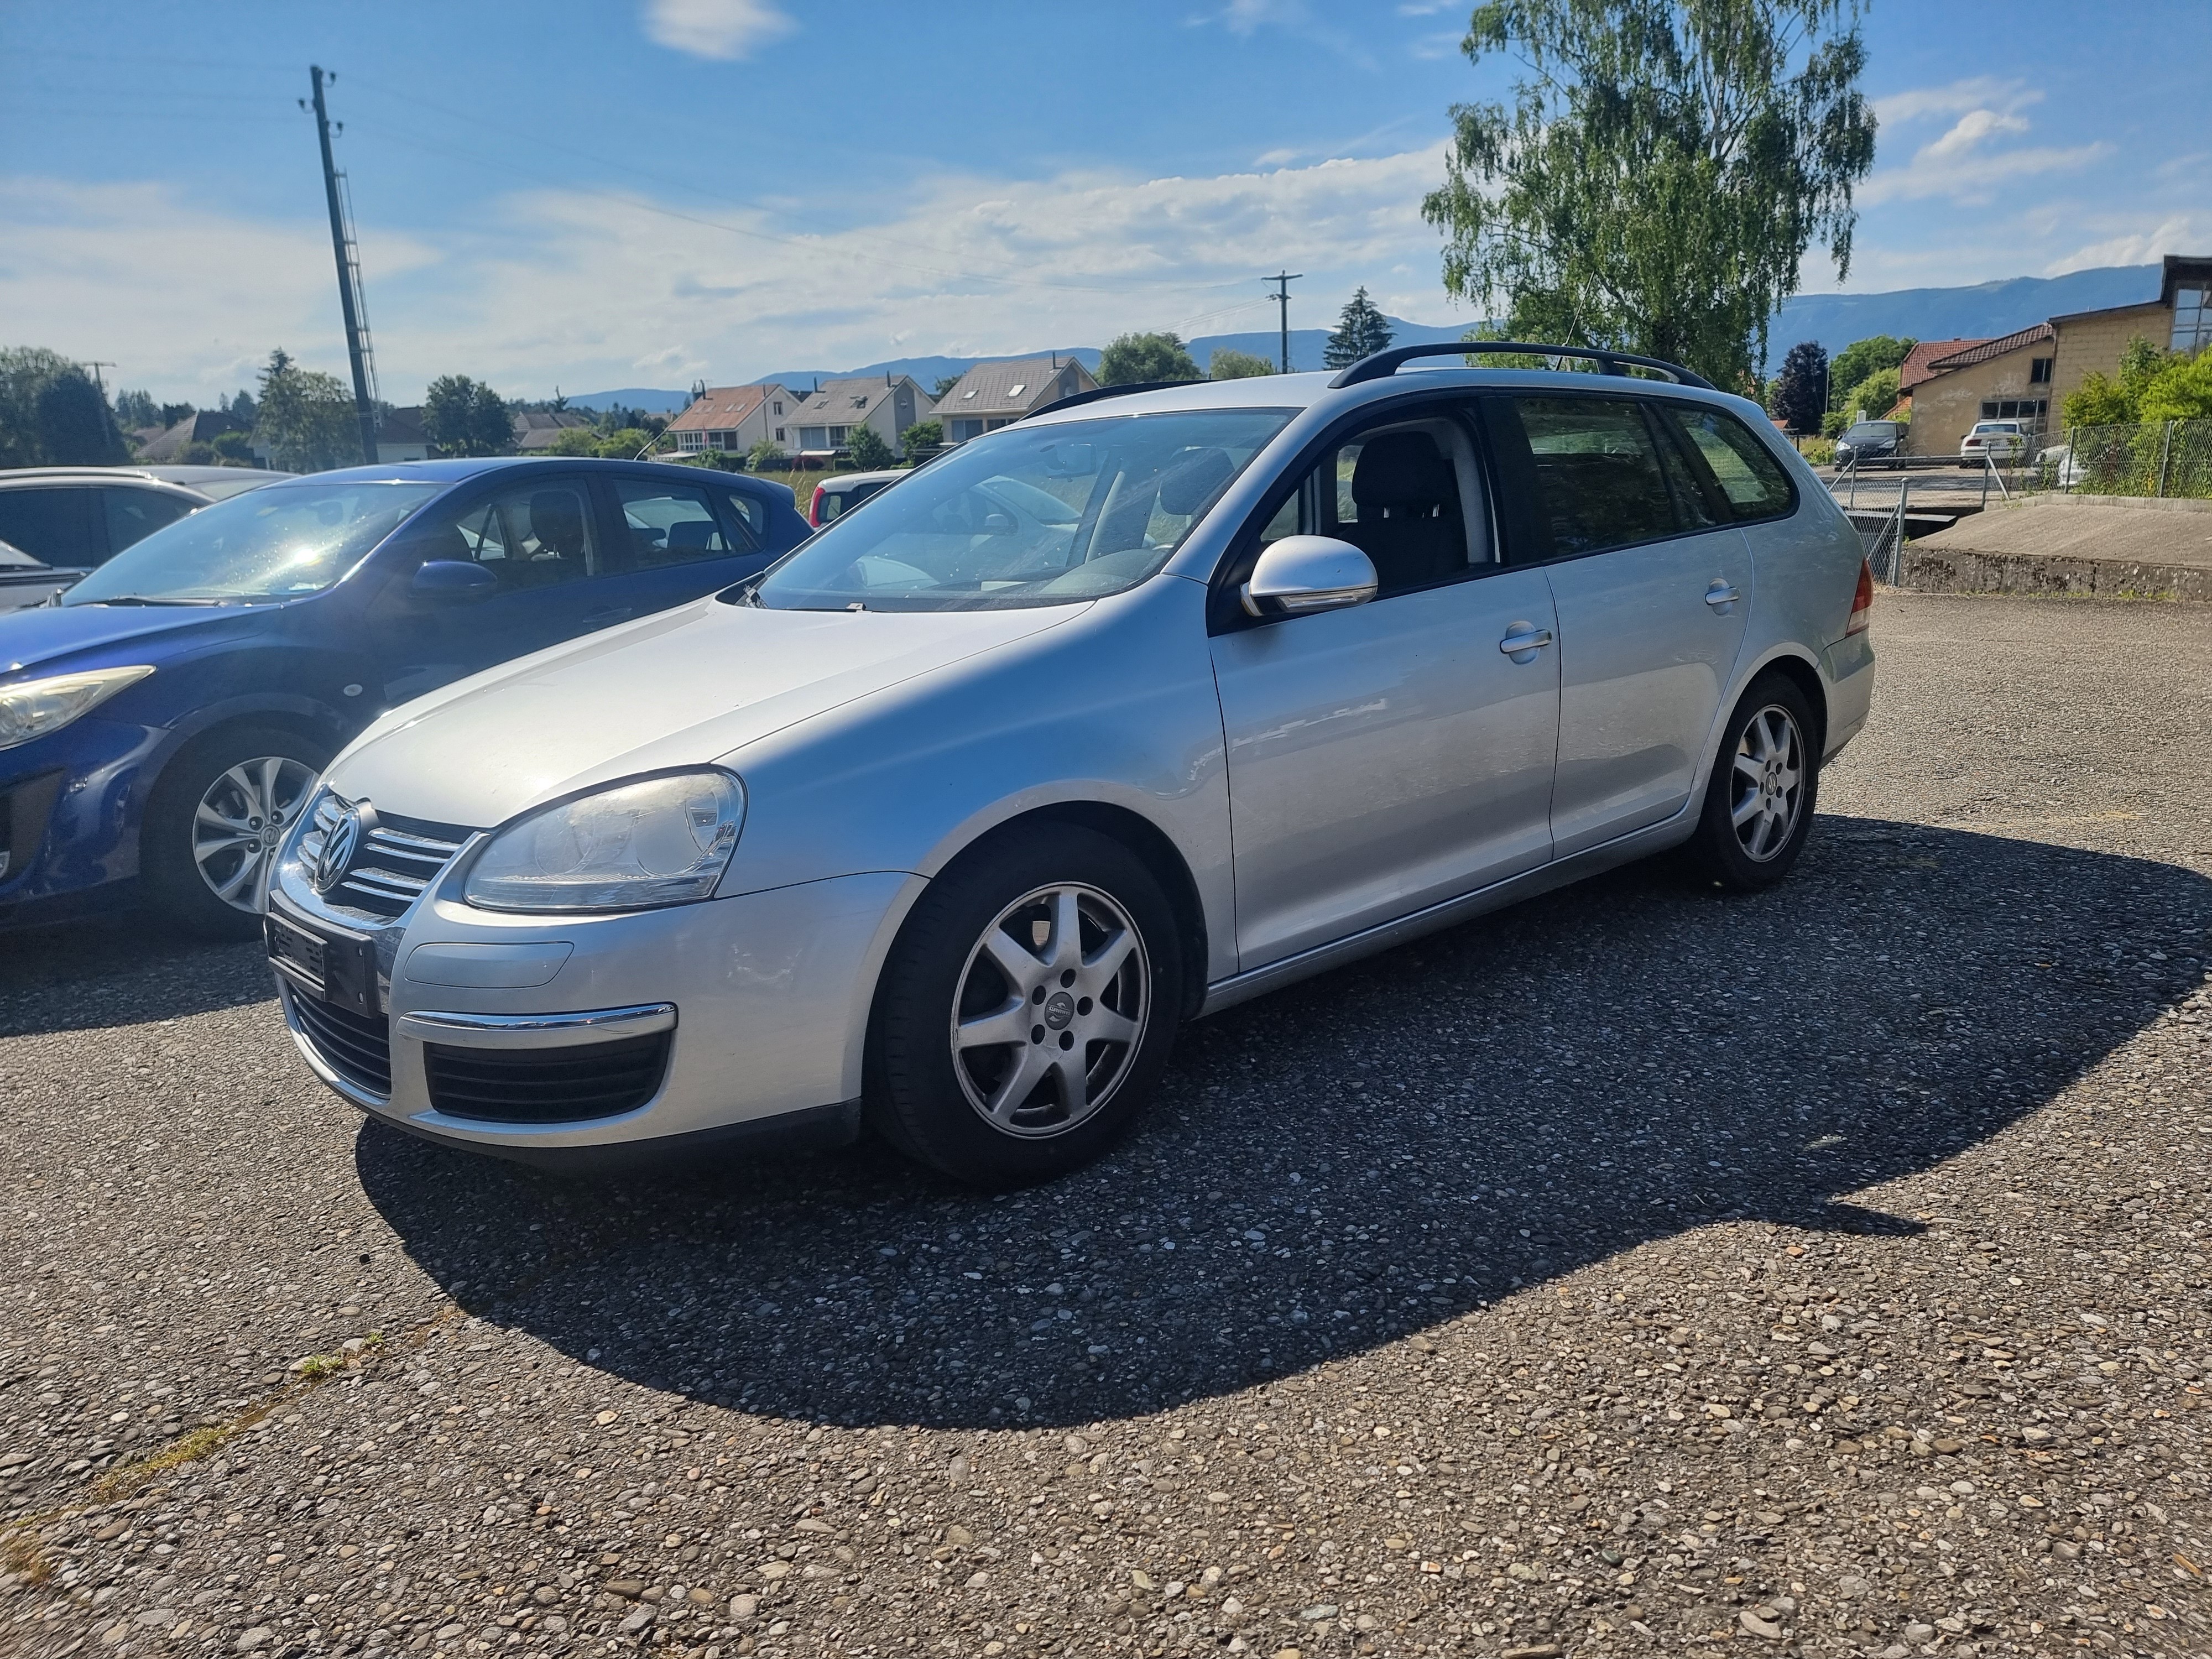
[0,715,170,927]
[268,862,924,1167]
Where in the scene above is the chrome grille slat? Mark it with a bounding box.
[307,791,477,921]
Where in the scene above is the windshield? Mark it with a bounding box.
[1843,424,1897,442]
[63,481,441,606]
[752,409,1292,611]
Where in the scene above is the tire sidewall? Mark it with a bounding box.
[869,825,1184,1187]
[1694,674,1819,890]
[144,724,330,938]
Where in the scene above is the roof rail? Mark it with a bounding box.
[1025,379,1206,420]
[1329,341,1715,392]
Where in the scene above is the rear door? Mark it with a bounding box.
[598,473,775,620]
[1490,392,1752,858]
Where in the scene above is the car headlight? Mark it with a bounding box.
[0,666,155,750]
[463,770,745,912]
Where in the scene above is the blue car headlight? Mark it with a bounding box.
[462,770,745,913]
[0,666,155,750]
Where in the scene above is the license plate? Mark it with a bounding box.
[265,910,379,1018]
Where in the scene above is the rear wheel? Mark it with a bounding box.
[1685,675,1818,890]
[144,724,327,937]
[867,825,1183,1187]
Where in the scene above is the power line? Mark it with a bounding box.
[1265,272,1303,373]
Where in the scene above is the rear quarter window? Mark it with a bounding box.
[1663,406,1795,522]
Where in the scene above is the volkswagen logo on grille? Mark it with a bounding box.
[312,805,369,894]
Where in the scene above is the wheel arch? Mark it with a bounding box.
[1748,648,1829,759]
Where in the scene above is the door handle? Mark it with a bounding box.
[1704,581,1741,609]
[1498,624,1553,655]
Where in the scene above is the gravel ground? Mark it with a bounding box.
[1,591,2208,1659]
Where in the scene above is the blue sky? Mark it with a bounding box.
[3,0,2206,402]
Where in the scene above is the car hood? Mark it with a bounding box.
[0,600,245,679]
[330,596,1086,828]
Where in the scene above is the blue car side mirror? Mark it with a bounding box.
[411,560,499,602]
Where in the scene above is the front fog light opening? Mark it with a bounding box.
[463,769,744,913]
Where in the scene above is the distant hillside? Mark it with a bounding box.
[561,387,696,414]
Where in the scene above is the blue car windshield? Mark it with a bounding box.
[750,409,1293,611]
[63,481,442,606]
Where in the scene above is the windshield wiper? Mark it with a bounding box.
[79,595,229,607]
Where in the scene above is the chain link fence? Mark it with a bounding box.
[2037,418,2212,499]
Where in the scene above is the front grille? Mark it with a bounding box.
[424,1031,672,1123]
[300,792,473,920]
[289,989,393,1097]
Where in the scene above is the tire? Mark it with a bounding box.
[1684,674,1819,891]
[143,724,329,938]
[867,823,1184,1187]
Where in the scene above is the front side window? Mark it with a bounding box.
[101,487,199,556]
[63,481,440,604]
[1255,412,1487,596]
[1663,406,1795,521]
[614,479,746,568]
[0,487,93,567]
[1511,396,1679,556]
[415,480,601,593]
[752,409,1291,611]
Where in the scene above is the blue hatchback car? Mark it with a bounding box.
[0,457,810,935]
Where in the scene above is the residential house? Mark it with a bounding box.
[935,356,1096,442]
[511,410,596,453]
[1904,325,2057,456]
[782,375,935,460]
[375,405,430,463]
[133,409,241,463]
[2048,254,2212,418]
[665,384,791,457]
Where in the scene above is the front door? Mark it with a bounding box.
[369,472,630,706]
[1493,393,1753,858]
[1210,408,1561,971]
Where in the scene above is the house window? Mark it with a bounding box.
[800,427,829,449]
[1006,383,1026,399]
[2175,288,2210,353]
[950,418,985,442]
[827,426,850,445]
[676,430,705,452]
[1979,398,2049,428]
[773,401,784,415]
[2030,357,2052,384]
[709,429,735,451]
[774,427,785,442]
[851,396,869,409]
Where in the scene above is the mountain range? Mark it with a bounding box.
[564,263,2164,413]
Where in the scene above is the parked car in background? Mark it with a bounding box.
[263,351,1874,1186]
[1959,420,2028,467]
[0,457,809,935]
[1834,419,1907,469]
[137,465,298,500]
[2036,443,2083,489]
[0,538,81,613]
[807,469,903,526]
[0,468,211,580]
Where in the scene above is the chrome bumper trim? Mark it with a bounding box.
[394,1002,678,1050]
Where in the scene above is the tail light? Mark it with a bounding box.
[1846,557,1875,635]
[808,484,827,527]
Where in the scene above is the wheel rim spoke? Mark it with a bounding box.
[1047,888,1084,972]
[1088,1008,1141,1047]
[956,999,1032,1051]
[192,755,315,912]
[1051,1050,1089,1118]
[1731,793,1765,829]
[981,927,1045,993]
[984,1044,1049,1121]
[1082,927,1136,990]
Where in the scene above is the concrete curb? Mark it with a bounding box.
[1895,543,2212,601]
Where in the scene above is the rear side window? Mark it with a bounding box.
[614,479,740,569]
[709,486,768,544]
[0,487,95,566]
[1511,396,1678,556]
[102,487,198,555]
[1663,406,1794,521]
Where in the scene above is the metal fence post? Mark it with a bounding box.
[1891,478,1910,585]
[1847,456,1858,510]
[2063,425,2073,494]
[2157,420,2174,498]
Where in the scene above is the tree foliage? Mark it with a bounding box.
[252,350,360,472]
[901,419,944,451]
[1208,348,1277,380]
[1827,332,1912,404]
[748,437,789,470]
[846,424,894,469]
[1098,332,1201,386]
[2065,337,2212,428]
[544,426,602,457]
[0,347,127,467]
[1839,363,1900,421]
[113,389,160,430]
[1422,0,1877,389]
[931,374,966,400]
[422,374,514,457]
[1767,339,1827,432]
[1323,288,1396,368]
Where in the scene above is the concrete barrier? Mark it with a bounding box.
[1891,495,2212,601]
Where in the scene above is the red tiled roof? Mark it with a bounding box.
[1925,322,2053,374]
[1897,338,1990,393]
[667,385,775,433]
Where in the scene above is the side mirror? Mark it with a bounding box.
[980,510,1018,535]
[1239,535,1378,619]
[410,560,499,603]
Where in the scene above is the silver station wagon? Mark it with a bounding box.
[267,345,1877,1186]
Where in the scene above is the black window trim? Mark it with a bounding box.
[1206,392,1511,635]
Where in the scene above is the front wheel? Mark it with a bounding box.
[144,724,328,937]
[1684,675,1819,891]
[867,824,1184,1187]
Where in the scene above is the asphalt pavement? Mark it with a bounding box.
[1,591,2208,1659]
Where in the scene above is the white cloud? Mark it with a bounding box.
[0,146,1465,399]
[1874,76,2040,125]
[1922,108,2030,160]
[1860,77,2100,207]
[639,0,794,61]
[2046,212,2212,276]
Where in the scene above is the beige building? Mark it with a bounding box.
[665,384,793,457]
[935,356,1097,442]
[1905,324,2056,457]
[783,374,935,459]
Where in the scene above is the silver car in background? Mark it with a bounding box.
[266,346,1877,1186]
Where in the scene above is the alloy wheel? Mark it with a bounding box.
[948,883,1150,1138]
[1728,704,1805,863]
[191,756,317,911]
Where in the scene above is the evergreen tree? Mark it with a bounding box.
[1323,288,1395,368]
[252,349,357,473]
[1768,340,1828,434]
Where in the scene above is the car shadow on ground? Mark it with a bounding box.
[0,916,272,1038]
[356,814,2210,1430]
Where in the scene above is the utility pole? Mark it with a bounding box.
[306,66,379,467]
[1265,272,1302,374]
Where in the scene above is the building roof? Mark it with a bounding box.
[133,409,242,462]
[1924,322,2054,374]
[1897,338,1991,393]
[935,357,1093,420]
[2161,254,2212,306]
[510,410,595,451]
[784,375,928,430]
[377,405,427,446]
[666,385,779,434]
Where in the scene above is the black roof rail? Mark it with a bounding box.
[1329,341,1715,392]
[1025,379,1206,420]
